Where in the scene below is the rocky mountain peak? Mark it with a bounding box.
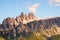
[2,12,37,30]
[20,12,26,19]
[15,12,37,24]
[0,12,60,38]
[25,13,35,20]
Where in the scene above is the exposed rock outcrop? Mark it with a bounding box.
[0,12,60,37]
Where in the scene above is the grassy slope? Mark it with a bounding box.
[48,35,60,40]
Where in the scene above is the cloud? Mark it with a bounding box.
[28,3,40,13]
[54,0,60,2]
[48,0,60,6]
[54,3,60,6]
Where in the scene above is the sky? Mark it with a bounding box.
[0,0,60,23]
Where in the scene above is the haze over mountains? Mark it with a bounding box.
[0,12,60,39]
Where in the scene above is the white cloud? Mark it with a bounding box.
[48,0,60,6]
[28,3,40,13]
[54,0,60,2]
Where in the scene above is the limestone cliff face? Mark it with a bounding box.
[25,17,60,37]
[0,12,60,37]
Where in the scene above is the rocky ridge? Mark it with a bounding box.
[0,12,60,37]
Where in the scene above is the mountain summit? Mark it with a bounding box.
[0,12,60,38]
[16,12,38,24]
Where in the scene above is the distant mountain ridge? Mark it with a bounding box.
[0,12,60,38]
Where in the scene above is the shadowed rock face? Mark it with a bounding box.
[25,17,60,37]
[0,12,60,37]
[26,17,60,29]
[0,23,2,29]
